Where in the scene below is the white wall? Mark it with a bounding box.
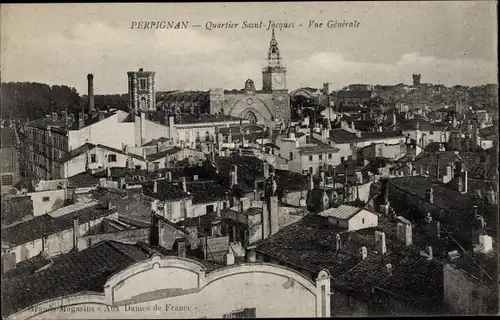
[347,210,378,231]
[28,189,68,216]
[69,112,136,151]
[10,258,330,319]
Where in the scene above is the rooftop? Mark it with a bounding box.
[141,179,190,201]
[2,202,116,247]
[297,138,339,155]
[318,205,363,220]
[1,240,154,317]
[254,215,362,278]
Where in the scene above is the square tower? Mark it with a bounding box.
[128,68,156,112]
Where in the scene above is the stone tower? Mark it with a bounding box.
[262,29,287,91]
[412,74,421,87]
[127,68,156,112]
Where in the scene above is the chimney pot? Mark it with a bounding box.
[153,180,158,193]
[386,263,392,276]
[361,246,367,260]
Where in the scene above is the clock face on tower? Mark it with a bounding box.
[273,74,283,86]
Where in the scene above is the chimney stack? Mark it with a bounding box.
[87,74,95,113]
[386,263,392,276]
[181,177,187,193]
[177,239,186,258]
[263,162,270,179]
[153,180,158,193]
[375,231,387,254]
[73,218,79,251]
[425,188,434,204]
[308,173,315,191]
[461,171,468,194]
[397,221,413,246]
[233,165,238,185]
[426,246,433,260]
[335,233,341,251]
[268,196,279,236]
[226,250,235,266]
[361,246,368,260]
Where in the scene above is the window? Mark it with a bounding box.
[135,165,141,170]
[139,78,147,90]
[42,196,50,202]
[429,131,434,135]
[319,154,323,160]
[341,157,345,163]
[309,155,313,161]
[205,131,210,141]
[206,204,215,214]
[309,167,313,174]
[362,218,365,224]
[289,152,293,160]
[223,308,256,318]
[328,154,332,159]
[90,154,96,163]
[1,175,13,186]
[108,154,117,162]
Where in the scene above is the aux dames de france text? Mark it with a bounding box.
[130,20,361,31]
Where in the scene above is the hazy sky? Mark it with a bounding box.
[1,2,497,94]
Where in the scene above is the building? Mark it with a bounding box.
[413,74,421,86]
[334,90,376,108]
[253,213,445,316]
[209,30,290,124]
[318,205,378,231]
[127,68,156,112]
[1,200,117,265]
[156,30,290,125]
[1,128,20,194]
[2,240,332,319]
[275,131,340,175]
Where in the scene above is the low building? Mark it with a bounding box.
[318,205,378,231]
[1,200,117,266]
[2,241,331,319]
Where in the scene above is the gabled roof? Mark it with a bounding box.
[146,147,182,161]
[56,143,145,164]
[318,205,364,220]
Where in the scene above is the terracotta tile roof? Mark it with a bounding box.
[187,180,230,204]
[141,179,190,201]
[146,147,182,162]
[376,255,444,304]
[255,215,362,278]
[1,240,153,317]
[2,203,115,247]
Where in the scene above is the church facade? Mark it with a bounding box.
[209,29,291,125]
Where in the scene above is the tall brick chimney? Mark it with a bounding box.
[87,74,95,113]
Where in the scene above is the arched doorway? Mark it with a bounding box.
[242,110,258,124]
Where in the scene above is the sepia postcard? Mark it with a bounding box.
[0,2,498,319]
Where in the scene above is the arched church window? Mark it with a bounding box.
[243,111,258,124]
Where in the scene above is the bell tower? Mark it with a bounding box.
[262,29,287,91]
